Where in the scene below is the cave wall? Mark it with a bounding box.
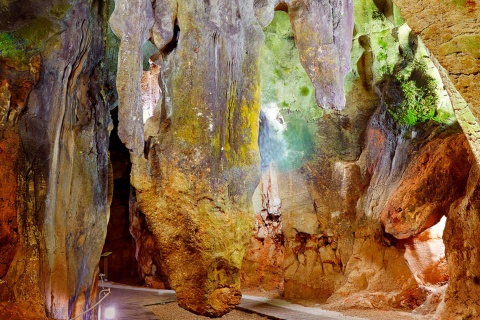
[122,1,480,317]
[444,164,480,319]
[391,0,480,121]
[0,0,354,317]
[0,0,114,319]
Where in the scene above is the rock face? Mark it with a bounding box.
[288,0,354,109]
[381,134,473,239]
[0,32,41,283]
[0,0,354,317]
[0,36,43,319]
[129,189,170,289]
[389,1,480,318]
[111,0,264,315]
[443,164,480,320]
[391,0,480,116]
[242,163,284,293]
[404,217,449,287]
[390,0,480,161]
[0,1,114,319]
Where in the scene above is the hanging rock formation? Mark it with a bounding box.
[110,0,353,316]
[381,134,473,239]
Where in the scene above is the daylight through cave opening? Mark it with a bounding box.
[242,9,322,294]
[257,10,321,172]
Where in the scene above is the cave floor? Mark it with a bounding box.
[101,283,424,320]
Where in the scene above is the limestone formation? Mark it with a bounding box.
[110,0,353,316]
[381,134,474,239]
[443,164,480,320]
[242,163,284,293]
[391,0,480,118]
[0,1,114,319]
[129,188,170,289]
[242,0,476,315]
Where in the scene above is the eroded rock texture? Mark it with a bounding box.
[0,60,37,279]
[404,217,448,287]
[381,134,473,239]
[242,163,284,294]
[110,0,353,316]
[3,0,479,318]
[288,0,354,109]
[129,188,170,289]
[443,164,480,320]
[0,1,114,319]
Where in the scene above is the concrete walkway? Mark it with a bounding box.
[101,283,176,320]
[100,283,367,320]
[239,295,366,320]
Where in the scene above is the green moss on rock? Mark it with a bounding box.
[348,0,456,127]
[0,15,64,65]
[383,60,449,126]
[14,17,62,50]
[0,32,30,63]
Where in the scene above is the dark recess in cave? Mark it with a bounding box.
[161,18,180,55]
[275,2,289,12]
[100,107,140,284]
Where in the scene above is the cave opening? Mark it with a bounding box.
[403,216,448,290]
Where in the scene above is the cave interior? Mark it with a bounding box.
[1,0,480,319]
